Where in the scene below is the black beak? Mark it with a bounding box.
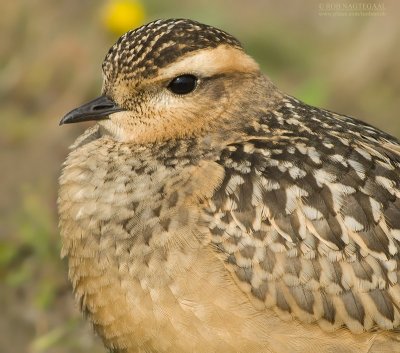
[59,95,125,125]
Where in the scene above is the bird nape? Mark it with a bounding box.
[58,18,400,353]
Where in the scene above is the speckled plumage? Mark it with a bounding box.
[59,19,400,353]
[102,18,241,82]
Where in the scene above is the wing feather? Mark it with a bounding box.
[206,98,400,332]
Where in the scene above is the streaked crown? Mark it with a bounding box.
[102,18,243,81]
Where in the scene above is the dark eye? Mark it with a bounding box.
[167,75,198,95]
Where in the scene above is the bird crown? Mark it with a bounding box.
[102,18,243,81]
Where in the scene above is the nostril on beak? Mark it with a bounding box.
[60,96,125,125]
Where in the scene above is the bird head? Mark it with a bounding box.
[60,19,267,143]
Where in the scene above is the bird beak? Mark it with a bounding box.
[59,95,125,125]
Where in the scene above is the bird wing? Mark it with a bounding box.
[205,98,400,333]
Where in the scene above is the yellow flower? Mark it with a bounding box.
[102,0,146,36]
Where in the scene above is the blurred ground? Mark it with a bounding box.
[0,0,399,352]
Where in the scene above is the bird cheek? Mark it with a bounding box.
[207,81,227,101]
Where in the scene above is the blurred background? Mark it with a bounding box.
[1,0,399,352]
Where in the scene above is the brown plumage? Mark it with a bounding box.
[58,19,400,352]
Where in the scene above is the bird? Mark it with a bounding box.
[58,18,400,353]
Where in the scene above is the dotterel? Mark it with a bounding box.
[59,19,400,353]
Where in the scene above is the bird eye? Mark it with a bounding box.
[167,75,198,95]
